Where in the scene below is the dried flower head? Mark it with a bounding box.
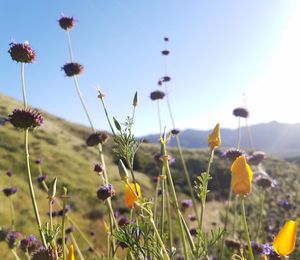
[164,37,169,42]
[9,108,44,129]
[222,148,245,161]
[6,231,23,248]
[58,16,76,30]
[6,170,13,177]
[233,107,249,118]
[150,90,166,100]
[62,62,84,77]
[8,42,36,63]
[162,76,171,82]
[86,131,109,146]
[181,199,192,209]
[93,163,104,173]
[247,151,266,166]
[31,247,62,260]
[97,184,115,201]
[2,187,18,197]
[161,50,170,55]
[171,129,180,135]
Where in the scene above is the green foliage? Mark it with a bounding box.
[195,172,212,204]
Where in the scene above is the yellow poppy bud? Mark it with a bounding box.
[67,244,75,260]
[208,123,221,148]
[125,182,141,208]
[230,156,252,195]
[273,220,297,256]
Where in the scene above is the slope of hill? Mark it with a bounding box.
[143,121,300,158]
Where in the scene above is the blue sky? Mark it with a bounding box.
[1,1,299,135]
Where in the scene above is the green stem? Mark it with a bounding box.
[153,176,160,224]
[175,135,201,227]
[70,233,85,260]
[179,212,196,253]
[219,188,233,260]
[9,195,15,230]
[24,129,47,247]
[165,179,173,249]
[163,158,189,259]
[160,176,165,236]
[241,197,254,260]
[62,200,67,260]
[150,218,170,260]
[199,147,215,230]
[157,100,162,134]
[98,93,116,136]
[21,63,27,108]
[66,30,75,62]
[255,190,265,242]
[237,117,241,149]
[11,249,21,260]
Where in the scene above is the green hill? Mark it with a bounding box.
[1,93,300,259]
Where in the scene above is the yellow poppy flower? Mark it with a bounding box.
[125,182,141,208]
[230,156,252,195]
[67,244,75,260]
[273,220,297,256]
[208,123,221,148]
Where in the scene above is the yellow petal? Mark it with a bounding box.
[208,123,221,148]
[273,220,297,256]
[67,244,75,260]
[230,156,252,195]
[125,182,141,208]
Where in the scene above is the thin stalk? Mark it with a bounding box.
[232,196,238,238]
[165,179,173,249]
[179,212,196,253]
[241,197,254,260]
[21,63,27,108]
[61,198,67,260]
[237,117,241,149]
[97,92,116,136]
[199,147,215,230]
[49,200,54,232]
[9,195,15,230]
[40,180,102,258]
[219,188,233,260]
[157,100,162,134]
[153,176,161,223]
[70,233,85,260]
[11,249,21,260]
[245,118,255,151]
[25,129,47,247]
[66,30,75,62]
[255,190,265,242]
[73,76,95,131]
[160,176,165,236]
[163,157,189,259]
[150,218,170,260]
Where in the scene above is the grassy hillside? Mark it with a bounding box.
[1,93,300,259]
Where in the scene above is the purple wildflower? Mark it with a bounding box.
[181,199,192,209]
[233,107,249,118]
[8,42,36,63]
[2,187,18,197]
[97,184,115,201]
[9,108,44,129]
[58,16,76,30]
[150,90,166,100]
[62,62,84,77]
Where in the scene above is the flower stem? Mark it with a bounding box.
[66,30,75,62]
[70,233,85,260]
[241,197,254,260]
[199,147,215,230]
[219,188,233,259]
[9,195,15,230]
[165,179,173,249]
[21,63,27,108]
[11,249,21,260]
[255,190,265,242]
[160,175,165,236]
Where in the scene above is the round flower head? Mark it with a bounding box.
[37,175,48,183]
[254,175,272,189]
[31,247,62,260]
[6,170,13,177]
[97,184,115,201]
[230,156,253,195]
[171,129,180,135]
[150,90,166,101]
[225,239,243,250]
[93,163,104,173]
[233,107,249,118]
[86,131,109,146]
[208,123,221,148]
[164,37,169,42]
[161,50,170,55]
[273,220,297,256]
[222,148,244,161]
[125,182,141,208]
[6,231,23,249]
[8,42,36,63]
[58,16,75,30]
[181,199,192,209]
[62,62,84,77]
[247,151,266,166]
[2,187,18,197]
[162,76,171,82]
[9,108,44,129]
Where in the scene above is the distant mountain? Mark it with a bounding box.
[143,121,300,158]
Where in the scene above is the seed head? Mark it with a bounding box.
[150,90,166,100]
[2,187,18,197]
[8,42,36,63]
[93,163,104,173]
[9,108,44,129]
[62,62,84,77]
[58,16,76,30]
[97,184,115,201]
[233,107,249,118]
[86,131,109,146]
